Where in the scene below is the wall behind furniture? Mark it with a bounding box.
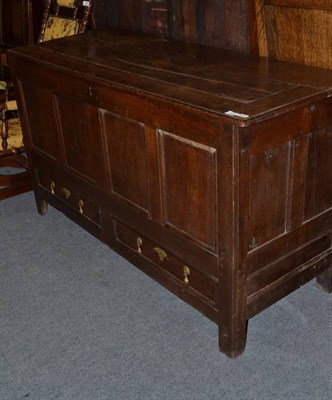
[93,0,250,52]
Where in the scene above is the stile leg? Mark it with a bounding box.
[219,318,248,359]
[34,192,48,215]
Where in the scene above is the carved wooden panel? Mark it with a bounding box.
[159,130,217,251]
[21,81,60,159]
[248,141,291,249]
[55,95,105,187]
[100,110,151,215]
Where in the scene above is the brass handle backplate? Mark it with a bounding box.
[78,199,84,215]
[61,187,71,199]
[137,237,143,254]
[183,266,190,286]
[50,181,55,194]
[154,247,167,262]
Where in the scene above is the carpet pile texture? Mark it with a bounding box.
[1,193,331,400]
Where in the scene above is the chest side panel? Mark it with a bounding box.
[310,100,332,216]
[246,101,332,252]
[243,99,332,315]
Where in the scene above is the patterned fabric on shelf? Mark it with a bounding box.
[6,100,18,111]
[57,0,76,7]
[43,16,78,41]
[3,118,23,150]
[0,81,7,90]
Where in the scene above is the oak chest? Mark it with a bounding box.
[9,30,332,358]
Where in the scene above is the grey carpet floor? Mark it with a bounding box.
[1,192,331,400]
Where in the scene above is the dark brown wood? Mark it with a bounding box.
[160,131,217,251]
[249,0,259,55]
[8,29,332,358]
[0,0,43,71]
[90,0,109,29]
[0,0,44,48]
[108,0,250,52]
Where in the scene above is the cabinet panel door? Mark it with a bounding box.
[100,110,151,216]
[159,130,217,251]
[0,0,43,47]
[314,128,332,215]
[304,98,332,220]
[21,81,61,160]
[55,95,107,188]
[1,0,25,47]
[248,141,291,249]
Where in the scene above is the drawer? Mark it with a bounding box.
[114,220,218,304]
[38,171,101,227]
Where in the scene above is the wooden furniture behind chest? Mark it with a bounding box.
[9,29,332,358]
[253,0,332,68]
[0,0,44,71]
[108,0,250,52]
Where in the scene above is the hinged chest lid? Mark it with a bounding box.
[9,29,332,125]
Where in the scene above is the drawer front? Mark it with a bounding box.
[114,220,218,304]
[38,170,101,227]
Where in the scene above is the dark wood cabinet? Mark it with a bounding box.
[108,0,250,52]
[0,0,43,70]
[9,30,332,358]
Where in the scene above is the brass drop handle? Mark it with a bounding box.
[50,181,55,194]
[61,187,71,199]
[154,247,167,262]
[137,237,143,254]
[78,199,84,215]
[183,266,190,286]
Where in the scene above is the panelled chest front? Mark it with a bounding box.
[9,30,332,358]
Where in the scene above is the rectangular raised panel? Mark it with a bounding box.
[100,110,151,215]
[289,134,310,230]
[248,141,291,249]
[21,82,61,159]
[303,98,332,220]
[55,95,105,187]
[248,234,332,296]
[314,128,332,214]
[159,130,217,251]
